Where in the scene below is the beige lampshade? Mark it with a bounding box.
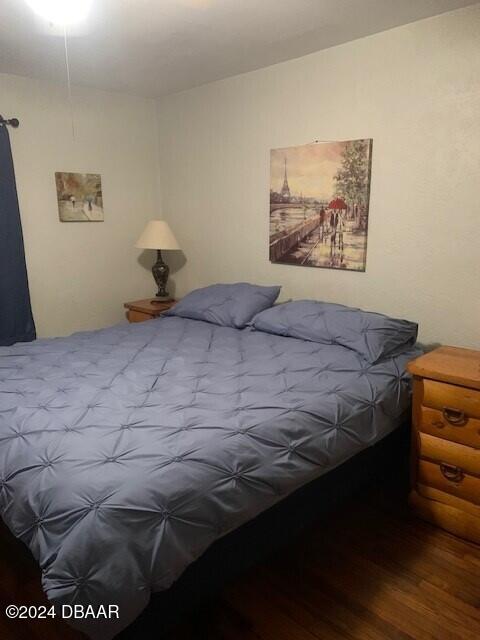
[135,220,180,250]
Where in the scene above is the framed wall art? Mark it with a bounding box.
[270,139,372,271]
[55,172,104,222]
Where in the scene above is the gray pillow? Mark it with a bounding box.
[251,300,418,363]
[165,283,281,329]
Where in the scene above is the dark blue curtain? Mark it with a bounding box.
[0,123,36,346]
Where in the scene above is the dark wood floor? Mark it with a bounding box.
[1,485,479,640]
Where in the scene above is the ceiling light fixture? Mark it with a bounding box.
[25,0,93,27]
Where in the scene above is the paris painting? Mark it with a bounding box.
[55,172,104,222]
[269,139,373,271]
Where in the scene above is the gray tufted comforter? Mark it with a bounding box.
[0,316,419,637]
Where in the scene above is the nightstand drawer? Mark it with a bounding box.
[418,459,480,505]
[422,379,480,419]
[127,310,155,323]
[416,484,480,518]
[419,432,480,476]
[410,489,480,543]
[419,405,480,448]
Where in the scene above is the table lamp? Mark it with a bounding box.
[135,220,180,302]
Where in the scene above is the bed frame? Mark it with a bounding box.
[118,421,410,639]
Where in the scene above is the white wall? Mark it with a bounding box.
[157,5,480,349]
[1,73,159,337]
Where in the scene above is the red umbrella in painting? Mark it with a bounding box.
[328,198,347,211]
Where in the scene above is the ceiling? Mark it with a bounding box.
[0,0,477,98]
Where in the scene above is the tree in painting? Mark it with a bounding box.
[334,139,371,230]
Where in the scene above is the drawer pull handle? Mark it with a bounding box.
[442,407,466,426]
[440,463,464,483]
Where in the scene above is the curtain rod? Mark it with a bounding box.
[0,116,20,128]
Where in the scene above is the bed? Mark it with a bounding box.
[0,286,420,638]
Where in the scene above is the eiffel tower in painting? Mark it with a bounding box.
[280,157,291,201]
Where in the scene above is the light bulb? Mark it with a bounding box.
[25,0,93,26]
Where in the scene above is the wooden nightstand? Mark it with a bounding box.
[408,346,480,543]
[124,298,176,323]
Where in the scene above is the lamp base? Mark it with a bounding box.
[152,249,171,301]
[151,297,174,305]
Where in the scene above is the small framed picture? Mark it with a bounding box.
[55,172,104,222]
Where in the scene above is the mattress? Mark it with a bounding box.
[0,316,419,638]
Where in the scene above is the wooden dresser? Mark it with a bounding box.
[408,346,480,543]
